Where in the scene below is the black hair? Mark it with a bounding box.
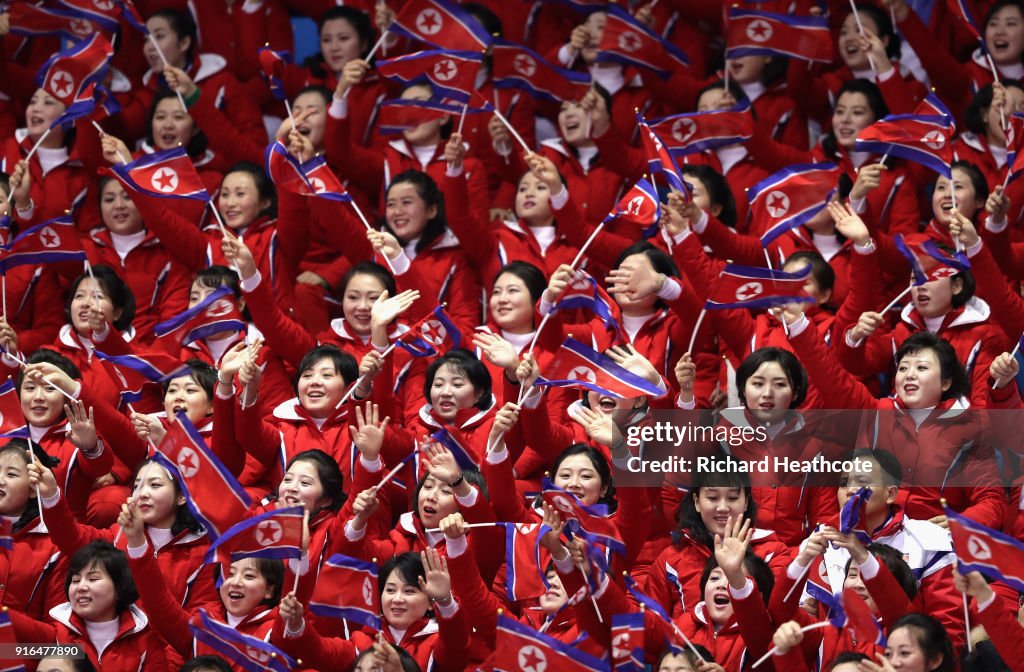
[656,647,714,670]
[65,264,136,332]
[823,79,889,158]
[847,542,918,600]
[613,242,680,310]
[145,90,208,157]
[165,358,216,402]
[306,6,375,78]
[285,449,346,512]
[785,251,836,307]
[828,653,870,669]
[294,85,332,109]
[966,79,1024,135]
[39,659,96,672]
[844,448,904,487]
[221,162,277,221]
[339,261,397,298]
[378,552,426,597]
[65,541,139,615]
[0,440,56,532]
[984,2,1024,66]
[591,83,614,122]
[193,266,241,298]
[353,645,421,672]
[676,461,757,549]
[149,9,198,66]
[0,172,9,196]
[131,458,204,536]
[253,558,285,607]
[697,79,750,107]
[296,345,359,390]
[17,348,81,390]
[494,261,546,306]
[385,170,448,253]
[681,164,737,229]
[423,349,492,413]
[462,3,502,37]
[549,443,616,510]
[889,613,955,672]
[178,656,232,672]
[412,467,486,517]
[699,549,774,605]
[849,4,901,60]
[736,348,809,410]
[893,332,969,401]
[950,159,990,208]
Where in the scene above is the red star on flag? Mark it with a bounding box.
[153,169,176,191]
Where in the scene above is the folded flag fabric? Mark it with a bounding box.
[705,263,815,310]
[309,554,382,630]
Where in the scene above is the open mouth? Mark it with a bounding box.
[903,384,919,394]
[297,126,312,137]
[712,594,730,607]
[227,590,245,602]
[422,505,438,517]
[993,40,1010,51]
[598,397,617,412]
[76,596,93,607]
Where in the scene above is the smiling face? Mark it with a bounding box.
[832,91,876,150]
[886,626,942,672]
[553,453,606,506]
[932,168,981,225]
[489,272,535,333]
[218,172,269,230]
[515,171,554,225]
[219,558,273,618]
[143,16,190,71]
[381,568,430,630]
[298,357,347,418]
[838,12,883,70]
[291,91,327,151]
[101,180,144,236]
[25,89,65,140]
[894,347,949,409]
[163,374,213,426]
[986,4,1024,65]
[277,459,329,513]
[416,475,458,528]
[69,277,120,335]
[742,361,794,423]
[539,569,568,614]
[320,17,365,74]
[342,273,386,337]
[703,567,734,625]
[843,563,879,614]
[133,462,184,529]
[558,101,590,146]
[151,96,195,150]
[694,487,747,538]
[658,653,697,672]
[429,362,481,420]
[385,181,435,243]
[68,560,117,622]
[21,374,67,428]
[0,451,33,518]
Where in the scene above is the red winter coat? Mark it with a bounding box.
[1,130,91,223]
[0,516,66,621]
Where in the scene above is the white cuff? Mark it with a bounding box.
[728,578,755,600]
[853,239,876,255]
[486,446,509,464]
[454,486,479,508]
[41,488,61,509]
[691,209,708,235]
[965,238,984,258]
[845,329,865,349]
[360,455,383,473]
[787,559,808,579]
[786,314,811,338]
[976,591,997,612]
[675,395,696,410]
[552,548,574,575]
[592,572,611,599]
[849,197,868,215]
[876,66,897,82]
[241,0,264,13]
[657,277,682,301]
[387,251,411,276]
[858,553,880,580]
[329,96,348,120]
[344,519,367,541]
[445,533,468,558]
[215,384,235,400]
[521,386,543,409]
[556,45,575,67]
[434,597,459,619]
[238,269,262,292]
[986,214,1009,234]
[538,296,555,316]
[284,617,305,638]
[550,186,569,211]
[126,541,149,559]
[446,162,464,178]
[14,201,35,219]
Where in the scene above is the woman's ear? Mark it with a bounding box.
[426,203,438,221]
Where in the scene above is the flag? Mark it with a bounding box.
[376,98,465,135]
[541,478,626,555]
[725,8,832,63]
[610,611,646,672]
[491,40,590,103]
[394,305,463,358]
[894,234,929,286]
[9,4,109,42]
[946,0,983,42]
[920,240,971,275]
[504,522,552,602]
[35,33,114,107]
[637,114,692,200]
[151,413,252,539]
[705,263,815,310]
[623,574,672,623]
[105,147,211,201]
[596,5,689,78]
[494,615,610,672]
[839,487,872,544]
[549,269,622,337]
[647,101,755,157]
[264,142,310,196]
[152,286,246,346]
[376,50,483,103]
[301,155,352,203]
[49,82,99,130]
[94,351,190,404]
[309,554,381,630]
[604,177,662,233]
[257,47,290,101]
[116,0,148,34]
[749,163,841,246]
[821,588,886,647]
[915,92,954,121]
[55,0,122,31]
[390,0,492,52]
[0,217,10,251]
[189,609,295,672]
[947,507,1024,592]
[204,507,304,582]
[0,215,86,274]
[1005,112,1024,186]
[0,379,25,435]
[855,114,954,178]
[92,84,121,121]
[534,337,664,399]
[429,427,478,471]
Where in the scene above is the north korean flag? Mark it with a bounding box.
[494,615,610,672]
[820,587,886,647]
[725,8,832,63]
[534,337,664,399]
[377,50,483,103]
[605,177,662,232]
[492,40,590,103]
[264,141,309,196]
[0,215,86,274]
[116,0,148,34]
[204,506,304,582]
[855,113,954,178]
[1005,112,1024,186]
[394,305,463,358]
[637,115,692,201]
[0,379,25,435]
[35,33,114,106]
[9,4,110,42]
[94,350,190,404]
[893,234,929,286]
[377,98,464,135]
[705,263,815,310]
[152,413,252,539]
[257,47,290,101]
[749,162,841,246]
[947,507,1024,592]
[310,554,381,630]
[610,611,646,672]
[390,0,492,52]
[430,427,479,470]
[839,487,872,542]
[189,609,295,672]
[541,478,626,555]
[549,269,622,338]
[648,101,755,156]
[596,6,689,79]
[55,0,122,31]
[946,0,984,42]
[504,522,552,602]
[105,147,211,201]
[302,156,352,203]
[153,286,246,346]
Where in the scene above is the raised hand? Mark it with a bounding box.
[714,515,752,588]
[438,512,466,539]
[349,402,390,462]
[26,461,58,500]
[606,344,661,386]
[990,351,1020,389]
[162,66,197,97]
[367,229,402,260]
[24,362,77,395]
[220,232,257,279]
[986,184,1010,221]
[827,201,870,246]
[131,412,166,445]
[444,132,466,169]
[542,264,575,304]
[952,567,995,604]
[337,59,371,97]
[526,152,562,193]
[794,529,827,567]
[64,400,97,452]
[0,319,18,356]
[605,260,665,301]
[371,289,420,330]
[278,592,305,633]
[948,210,980,248]
[538,502,567,555]
[515,353,541,389]
[472,333,519,372]
[218,342,250,384]
[423,441,461,487]
[772,620,805,655]
[117,497,146,548]
[9,161,32,210]
[675,353,695,404]
[351,487,380,528]
[418,547,453,602]
[357,350,384,385]
[574,405,617,447]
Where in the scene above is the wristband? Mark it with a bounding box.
[449,474,464,489]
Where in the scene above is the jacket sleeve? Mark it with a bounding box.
[269,613,358,670]
[130,190,211,272]
[692,209,773,266]
[188,85,265,165]
[41,492,114,559]
[242,270,317,370]
[731,579,776,665]
[787,319,880,410]
[975,593,1024,666]
[863,555,913,629]
[233,396,286,465]
[212,388,245,478]
[443,170,499,279]
[970,242,1024,340]
[128,547,195,657]
[893,9,974,107]
[830,247,899,377]
[324,104,385,198]
[86,385,149,473]
[445,537,502,647]
[592,127,648,182]
[432,599,471,672]
[918,563,966,653]
[481,448,533,524]
[7,609,57,642]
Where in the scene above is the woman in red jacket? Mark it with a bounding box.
[6,540,168,670]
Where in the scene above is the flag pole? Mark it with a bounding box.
[751,621,832,669]
[983,49,1008,131]
[880,283,913,314]
[686,308,707,356]
[5,129,52,206]
[346,200,397,274]
[579,562,603,623]
[492,108,532,154]
[848,0,877,72]
[148,34,189,113]
[25,436,45,534]
[456,103,469,135]
[762,249,789,335]
[568,217,609,270]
